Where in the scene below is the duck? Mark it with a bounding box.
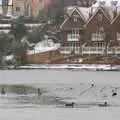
[99,101,107,107]
[112,92,117,96]
[65,102,75,107]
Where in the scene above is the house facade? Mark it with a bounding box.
[0,0,13,17]
[85,6,111,47]
[111,14,120,45]
[0,0,30,17]
[12,0,27,16]
[60,7,89,55]
[0,0,56,18]
[60,0,120,56]
[12,0,45,18]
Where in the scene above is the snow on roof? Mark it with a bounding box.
[66,6,89,21]
[92,0,120,7]
[60,6,89,29]
[90,0,120,19]
[27,40,60,55]
[78,7,90,20]
[3,55,14,61]
[65,0,120,20]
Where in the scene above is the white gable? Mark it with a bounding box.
[78,7,89,21]
[60,6,89,29]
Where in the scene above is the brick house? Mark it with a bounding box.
[60,6,89,55]
[60,1,120,56]
[85,6,111,47]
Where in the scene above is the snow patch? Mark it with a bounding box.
[27,40,60,55]
[3,55,14,61]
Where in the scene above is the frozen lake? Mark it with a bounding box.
[0,70,119,120]
[0,69,119,84]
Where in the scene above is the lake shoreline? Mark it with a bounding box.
[2,64,120,71]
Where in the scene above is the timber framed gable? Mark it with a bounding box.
[85,6,111,28]
[84,6,111,47]
[60,7,86,30]
[111,14,120,26]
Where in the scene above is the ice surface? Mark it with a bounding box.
[0,70,119,120]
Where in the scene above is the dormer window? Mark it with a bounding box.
[73,14,79,22]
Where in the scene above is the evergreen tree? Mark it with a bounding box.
[9,21,28,66]
[10,21,27,41]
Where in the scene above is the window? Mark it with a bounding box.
[67,33,79,41]
[67,28,80,41]
[117,32,120,41]
[2,0,8,6]
[97,14,103,22]
[16,7,20,12]
[73,14,79,22]
[2,0,8,11]
[92,27,105,41]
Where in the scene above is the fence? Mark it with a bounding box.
[60,46,120,55]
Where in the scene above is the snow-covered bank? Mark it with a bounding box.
[0,107,120,120]
[19,64,120,71]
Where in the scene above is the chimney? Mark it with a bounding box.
[111,1,117,6]
[111,1,118,18]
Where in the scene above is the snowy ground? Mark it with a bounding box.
[0,70,119,120]
[19,64,120,71]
